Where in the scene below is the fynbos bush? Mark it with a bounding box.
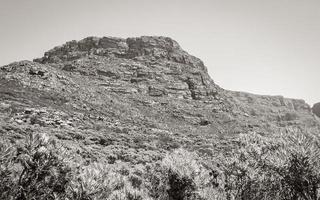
[0,140,17,199]
[218,131,320,200]
[70,162,152,200]
[147,149,222,200]
[1,131,319,200]
[0,133,71,200]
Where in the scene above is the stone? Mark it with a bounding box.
[312,102,320,117]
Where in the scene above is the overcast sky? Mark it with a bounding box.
[0,0,319,105]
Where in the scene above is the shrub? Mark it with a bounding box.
[69,162,152,200]
[217,131,320,200]
[146,149,222,200]
[269,131,320,200]
[0,133,71,200]
[0,140,17,199]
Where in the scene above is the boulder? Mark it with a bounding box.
[312,102,320,117]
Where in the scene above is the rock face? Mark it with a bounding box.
[34,36,217,101]
[1,36,319,164]
[312,102,320,117]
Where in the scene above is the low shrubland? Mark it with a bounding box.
[0,130,319,200]
[0,133,71,200]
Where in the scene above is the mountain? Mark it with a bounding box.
[2,36,320,199]
[1,36,319,164]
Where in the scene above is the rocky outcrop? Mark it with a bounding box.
[312,102,320,118]
[34,36,206,70]
[33,36,218,101]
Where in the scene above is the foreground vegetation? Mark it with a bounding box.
[1,130,320,200]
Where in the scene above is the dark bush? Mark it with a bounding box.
[167,169,196,200]
[272,153,320,200]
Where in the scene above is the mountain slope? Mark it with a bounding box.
[1,36,319,165]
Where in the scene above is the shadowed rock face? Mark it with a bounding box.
[313,103,320,117]
[1,36,319,164]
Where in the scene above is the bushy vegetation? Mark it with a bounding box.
[217,131,320,200]
[1,130,320,199]
[0,133,71,200]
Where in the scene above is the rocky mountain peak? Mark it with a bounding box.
[29,36,219,101]
[34,36,206,72]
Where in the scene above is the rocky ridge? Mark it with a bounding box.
[1,36,319,165]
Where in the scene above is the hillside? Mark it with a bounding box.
[1,36,320,199]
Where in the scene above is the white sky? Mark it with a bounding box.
[0,0,319,105]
